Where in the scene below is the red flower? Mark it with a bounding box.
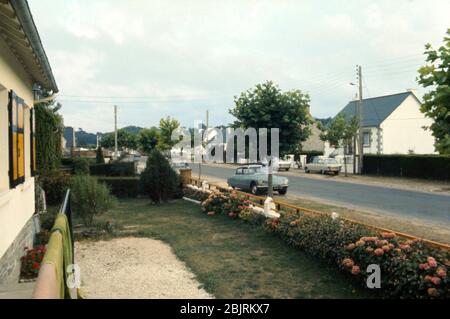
[32,262,40,270]
[430,277,441,285]
[351,266,361,275]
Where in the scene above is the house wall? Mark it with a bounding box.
[0,35,36,283]
[381,95,436,154]
[362,127,381,154]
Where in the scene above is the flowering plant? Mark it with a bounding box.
[20,246,46,279]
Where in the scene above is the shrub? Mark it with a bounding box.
[38,170,70,205]
[71,175,117,226]
[98,177,141,198]
[140,149,180,204]
[90,162,136,177]
[73,157,90,175]
[34,230,51,246]
[20,246,46,279]
[96,147,105,164]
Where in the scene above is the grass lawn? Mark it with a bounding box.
[79,198,371,299]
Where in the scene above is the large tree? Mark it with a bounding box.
[418,29,450,154]
[229,81,312,157]
[320,114,359,150]
[138,127,160,155]
[100,129,138,150]
[35,101,64,171]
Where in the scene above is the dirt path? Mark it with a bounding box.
[75,238,213,299]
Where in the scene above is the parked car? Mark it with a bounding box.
[171,161,190,172]
[304,157,342,175]
[227,165,289,195]
[276,158,292,171]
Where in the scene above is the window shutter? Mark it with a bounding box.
[30,108,37,176]
[8,91,26,188]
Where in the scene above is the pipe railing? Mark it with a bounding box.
[190,177,450,252]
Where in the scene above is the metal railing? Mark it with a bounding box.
[190,177,450,252]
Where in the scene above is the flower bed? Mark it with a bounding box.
[20,246,46,280]
[183,187,450,299]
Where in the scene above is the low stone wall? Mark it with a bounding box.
[0,217,35,285]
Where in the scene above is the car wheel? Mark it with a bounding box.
[250,182,258,195]
[305,168,310,173]
[278,187,288,195]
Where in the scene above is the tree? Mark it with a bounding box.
[418,29,450,154]
[229,81,312,157]
[138,128,160,155]
[100,129,138,150]
[96,146,105,164]
[35,101,64,172]
[140,149,180,204]
[320,114,359,176]
[158,117,181,151]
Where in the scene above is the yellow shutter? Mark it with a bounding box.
[17,103,25,180]
[8,91,27,188]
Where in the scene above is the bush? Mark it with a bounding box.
[90,162,136,177]
[96,147,105,164]
[363,154,450,181]
[38,170,70,205]
[73,157,90,175]
[140,149,180,203]
[71,175,117,226]
[20,246,46,279]
[189,186,450,299]
[98,177,141,198]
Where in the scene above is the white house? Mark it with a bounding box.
[327,90,436,157]
[0,0,58,284]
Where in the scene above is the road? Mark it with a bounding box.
[191,164,450,226]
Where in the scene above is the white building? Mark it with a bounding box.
[327,91,436,157]
[0,0,58,284]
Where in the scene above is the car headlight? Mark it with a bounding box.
[284,179,289,185]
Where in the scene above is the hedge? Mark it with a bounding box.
[363,155,450,181]
[90,162,136,177]
[97,177,141,198]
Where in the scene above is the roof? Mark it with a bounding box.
[339,92,416,127]
[0,0,58,92]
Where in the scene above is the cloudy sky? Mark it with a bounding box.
[29,0,449,133]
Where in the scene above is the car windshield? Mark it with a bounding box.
[248,167,262,174]
[325,159,338,164]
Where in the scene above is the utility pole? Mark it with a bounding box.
[206,110,209,129]
[114,105,118,159]
[357,66,364,175]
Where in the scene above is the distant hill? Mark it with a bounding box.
[64,126,145,147]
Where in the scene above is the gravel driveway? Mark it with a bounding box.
[75,238,213,299]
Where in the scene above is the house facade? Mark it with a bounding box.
[0,0,58,284]
[327,91,436,157]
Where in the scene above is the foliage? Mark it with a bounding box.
[96,147,105,164]
[34,230,51,246]
[97,177,141,198]
[73,157,90,175]
[158,117,180,151]
[38,170,71,205]
[140,149,181,203]
[71,175,117,226]
[320,114,359,149]
[20,246,46,279]
[90,162,136,177]
[229,81,312,157]
[183,187,210,202]
[35,102,64,172]
[138,127,160,155]
[100,129,138,150]
[418,29,450,154]
[363,154,450,180]
[184,186,450,299]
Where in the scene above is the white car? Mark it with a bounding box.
[305,157,342,175]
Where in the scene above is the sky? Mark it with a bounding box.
[29,0,450,133]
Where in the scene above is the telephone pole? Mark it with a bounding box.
[357,66,364,175]
[114,105,118,159]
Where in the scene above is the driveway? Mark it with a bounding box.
[191,164,450,227]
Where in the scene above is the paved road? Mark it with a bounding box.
[191,164,450,226]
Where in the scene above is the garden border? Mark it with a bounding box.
[190,177,450,252]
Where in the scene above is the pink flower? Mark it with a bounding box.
[382,245,391,252]
[342,258,354,268]
[374,248,384,256]
[351,266,361,275]
[430,277,441,285]
[427,257,438,268]
[355,240,366,247]
[419,263,430,271]
[207,212,216,216]
[365,247,374,253]
[346,244,356,251]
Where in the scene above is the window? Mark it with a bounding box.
[30,108,37,176]
[8,91,26,188]
[363,132,371,147]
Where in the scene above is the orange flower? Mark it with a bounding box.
[365,247,374,253]
[355,240,366,247]
[381,232,396,239]
[382,245,391,252]
[374,248,384,256]
[436,267,447,279]
[351,266,361,275]
[342,258,354,268]
[346,244,356,251]
[427,288,438,297]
